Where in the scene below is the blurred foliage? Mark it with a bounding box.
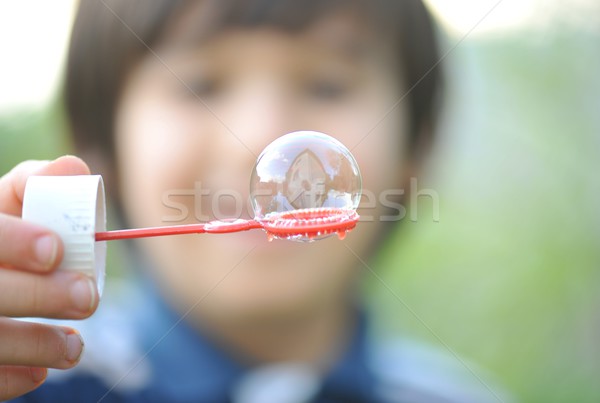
[367,22,600,403]
[0,100,70,174]
[1,12,599,403]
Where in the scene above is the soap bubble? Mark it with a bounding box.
[250,131,362,241]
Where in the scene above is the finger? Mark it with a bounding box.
[0,155,91,216]
[0,319,84,369]
[0,213,63,273]
[0,269,98,319]
[0,365,47,401]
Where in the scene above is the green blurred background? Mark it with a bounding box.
[1,1,598,402]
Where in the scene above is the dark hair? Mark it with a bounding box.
[66,0,441,168]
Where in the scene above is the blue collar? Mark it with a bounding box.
[133,278,381,403]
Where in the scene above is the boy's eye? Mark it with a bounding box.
[182,77,222,99]
[306,79,350,101]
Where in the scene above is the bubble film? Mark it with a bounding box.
[250,131,361,241]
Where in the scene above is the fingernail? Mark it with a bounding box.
[30,367,47,384]
[70,276,96,313]
[64,329,84,363]
[34,234,58,269]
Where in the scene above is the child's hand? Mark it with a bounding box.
[0,156,99,400]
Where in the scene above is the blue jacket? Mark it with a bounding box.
[11,278,510,403]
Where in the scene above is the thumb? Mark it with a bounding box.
[0,156,91,217]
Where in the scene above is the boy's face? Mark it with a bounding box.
[114,14,410,326]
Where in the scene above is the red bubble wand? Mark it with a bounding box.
[95,207,359,242]
[97,131,362,243]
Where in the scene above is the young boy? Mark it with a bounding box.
[0,0,504,401]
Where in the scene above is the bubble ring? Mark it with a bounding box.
[259,207,359,240]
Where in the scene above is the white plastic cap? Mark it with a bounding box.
[22,175,106,296]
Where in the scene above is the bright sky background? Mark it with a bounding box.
[0,0,596,112]
[425,0,599,35]
[424,0,537,35]
[0,0,77,112]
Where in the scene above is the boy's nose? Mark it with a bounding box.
[201,83,298,215]
[223,82,297,157]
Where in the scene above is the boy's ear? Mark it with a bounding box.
[400,122,434,193]
[406,122,434,175]
[413,121,435,168]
